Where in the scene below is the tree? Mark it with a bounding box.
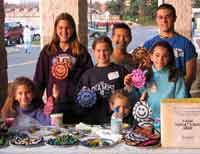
[106,0,120,15]
[106,0,124,19]
[193,0,200,8]
[137,0,145,16]
[106,0,158,24]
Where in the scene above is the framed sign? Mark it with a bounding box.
[161,98,200,148]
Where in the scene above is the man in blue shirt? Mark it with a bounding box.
[143,3,197,95]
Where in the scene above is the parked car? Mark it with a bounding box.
[4,22,24,46]
[30,27,41,41]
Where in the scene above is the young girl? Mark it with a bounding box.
[76,36,128,124]
[1,77,50,126]
[34,12,93,123]
[109,89,135,126]
[125,41,187,127]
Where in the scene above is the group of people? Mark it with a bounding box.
[0,4,197,129]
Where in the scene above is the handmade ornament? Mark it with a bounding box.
[76,87,97,108]
[124,126,160,147]
[132,101,152,122]
[131,69,146,89]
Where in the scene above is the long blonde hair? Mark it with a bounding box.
[47,12,81,56]
[1,77,39,120]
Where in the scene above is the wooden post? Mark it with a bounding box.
[0,0,8,108]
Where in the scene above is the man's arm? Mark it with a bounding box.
[185,57,197,90]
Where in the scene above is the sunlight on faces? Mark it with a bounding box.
[15,85,33,110]
[93,42,112,67]
[150,46,169,70]
[156,9,175,33]
[110,97,130,118]
[112,28,131,49]
[56,20,73,43]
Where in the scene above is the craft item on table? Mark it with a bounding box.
[131,69,146,89]
[132,101,152,123]
[93,128,122,143]
[10,133,44,146]
[47,134,79,146]
[124,126,160,147]
[80,137,116,148]
[76,87,97,108]
[67,127,89,138]
[75,122,92,134]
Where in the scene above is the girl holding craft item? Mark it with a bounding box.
[76,36,129,124]
[124,41,187,130]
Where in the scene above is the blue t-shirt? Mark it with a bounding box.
[143,34,197,75]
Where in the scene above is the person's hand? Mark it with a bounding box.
[43,96,54,116]
[124,74,133,91]
[140,91,148,101]
[52,84,60,99]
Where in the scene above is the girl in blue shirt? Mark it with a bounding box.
[124,41,187,128]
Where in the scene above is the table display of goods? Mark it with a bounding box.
[80,137,117,148]
[46,134,79,146]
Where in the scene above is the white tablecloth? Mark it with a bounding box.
[1,143,200,154]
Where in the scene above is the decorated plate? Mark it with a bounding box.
[80,137,116,148]
[46,134,79,146]
[124,127,160,147]
[10,133,44,147]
